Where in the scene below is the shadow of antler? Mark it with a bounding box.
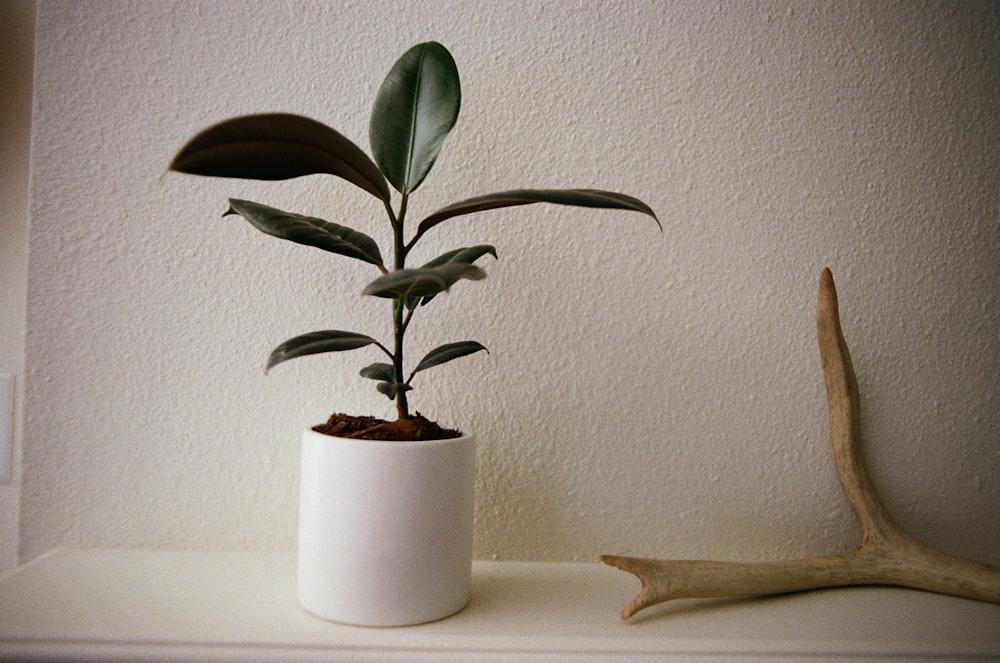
[602,268,1000,620]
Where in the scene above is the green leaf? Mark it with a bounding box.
[359,362,395,382]
[415,189,661,240]
[410,245,497,307]
[266,330,381,372]
[170,113,391,202]
[377,382,413,399]
[362,362,411,401]
[412,341,488,376]
[224,199,384,268]
[362,263,485,300]
[370,42,461,194]
[422,245,498,267]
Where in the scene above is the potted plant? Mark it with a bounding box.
[170,41,658,626]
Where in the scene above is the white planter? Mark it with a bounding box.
[297,426,477,626]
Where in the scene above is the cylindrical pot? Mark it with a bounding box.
[297,426,476,626]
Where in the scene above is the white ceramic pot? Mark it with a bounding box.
[297,426,477,626]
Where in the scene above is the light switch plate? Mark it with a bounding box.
[0,374,12,484]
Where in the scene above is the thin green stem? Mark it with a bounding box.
[382,197,399,228]
[404,227,424,255]
[394,193,409,269]
[392,298,409,419]
[373,341,395,360]
[391,192,411,420]
[397,301,419,385]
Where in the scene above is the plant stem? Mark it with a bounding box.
[393,298,410,419]
[392,193,411,420]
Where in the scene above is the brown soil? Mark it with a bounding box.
[312,412,462,441]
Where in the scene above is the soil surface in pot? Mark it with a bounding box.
[313,412,462,441]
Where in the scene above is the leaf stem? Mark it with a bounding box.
[404,227,424,254]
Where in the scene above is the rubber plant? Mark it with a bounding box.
[170,41,659,440]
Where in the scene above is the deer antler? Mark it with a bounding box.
[602,268,1000,620]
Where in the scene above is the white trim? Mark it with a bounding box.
[1,549,998,662]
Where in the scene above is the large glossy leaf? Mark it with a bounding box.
[415,189,661,240]
[369,42,460,194]
[412,341,488,376]
[170,113,390,202]
[224,199,384,267]
[266,330,381,372]
[362,263,485,300]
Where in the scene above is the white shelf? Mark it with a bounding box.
[1,549,998,661]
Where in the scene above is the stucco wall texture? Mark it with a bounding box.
[18,1,1000,566]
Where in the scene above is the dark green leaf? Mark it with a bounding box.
[359,362,395,382]
[422,244,498,267]
[409,245,497,307]
[377,381,413,399]
[266,330,380,372]
[412,341,488,376]
[362,263,485,300]
[415,189,661,240]
[364,269,447,299]
[225,199,384,267]
[370,42,461,194]
[170,113,390,202]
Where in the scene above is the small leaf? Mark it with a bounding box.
[266,330,380,372]
[364,269,447,299]
[362,263,485,300]
[416,189,661,240]
[422,245,498,268]
[410,245,497,307]
[360,362,395,382]
[370,42,461,194]
[412,341,489,376]
[376,381,413,399]
[225,199,384,267]
[170,113,391,202]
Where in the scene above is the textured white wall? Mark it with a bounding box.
[0,0,35,573]
[20,0,1000,567]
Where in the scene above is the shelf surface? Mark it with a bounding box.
[1,549,998,661]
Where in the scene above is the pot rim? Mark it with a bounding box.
[303,425,474,448]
